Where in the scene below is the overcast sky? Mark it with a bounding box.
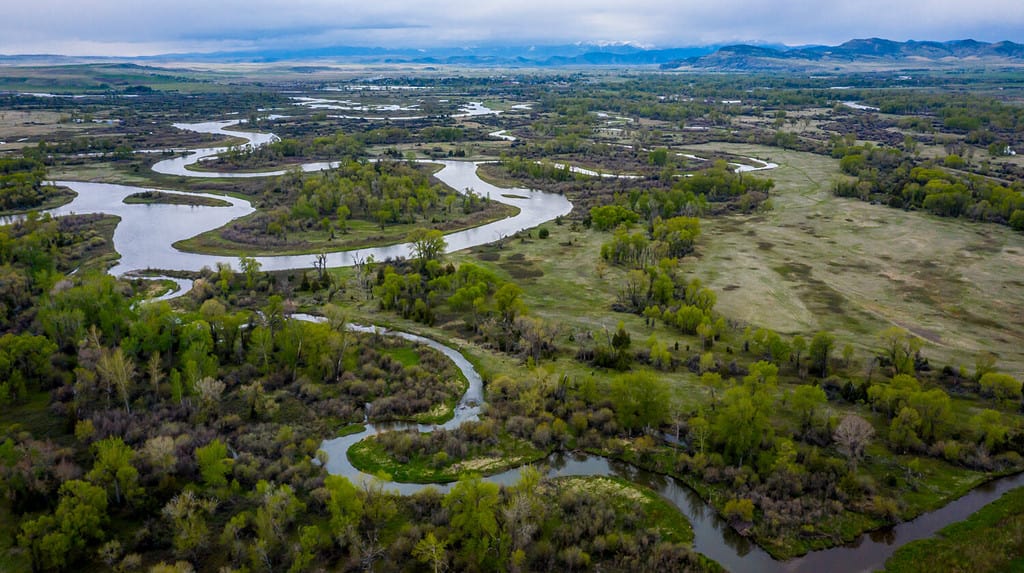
[4,0,1024,56]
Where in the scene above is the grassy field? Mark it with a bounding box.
[883,486,1024,573]
[681,142,1024,378]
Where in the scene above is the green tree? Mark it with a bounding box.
[791,335,807,373]
[715,386,772,465]
[494,283,525,326]
[610,371,671,433]
[879,327,921,375]
[239,256,262,289]
[444,477,500,570]
[791,385,827,431]
[86,437,139,506]
[413,532,449,573]
[971,409,1008,452]
[324,475,363,549]
[195,439,231,488]
[18,480,108,571]
[809,331,835,378]
[890,406,924,452]
[96,346,135,414]
[162,491,218,559]
[407,228,447,266]
[979,372,1021,402]
[908,388,952,443]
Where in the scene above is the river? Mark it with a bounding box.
[31,117,1022,572]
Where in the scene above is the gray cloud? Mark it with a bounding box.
[2,0,1023,56]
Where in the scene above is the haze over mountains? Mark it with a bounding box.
[2,38,1023,70]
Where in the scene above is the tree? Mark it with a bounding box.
[610,371,671,433]
[407,228,447,266]
[194,376,225,419]
[444,477,500,570]
[878,327,921,375]
[494,283,524,326]
[791,385,827,431]
[971,409,1008,452]
[96,347,135,414]
[700,371,726,407]
[889,407,923,452]
[723,498,755,522]
[715,386,771,466]
[18,480,108,572]
[86,437,139,506]
[324,475,363,549]
[195,439,231,488]
[142,435,177,477]
[909,388,952,443]
[791,335,807,374]
[413,532,449,573]
[253,481,305,568]
[239,256,262,289]
[162,491,218,559]
[809,331,835,378]
[979,372,1021,402]
[689,416,711,454]
[744,360,779,388]
[833,414,875,470]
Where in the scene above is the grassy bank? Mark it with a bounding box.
[884,486,1024,572]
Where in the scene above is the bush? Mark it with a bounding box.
[724,497,755,522]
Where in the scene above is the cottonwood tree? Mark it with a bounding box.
[809,331,835,378]
[444,477,500,570]
[413,532,449,573]
[791,385,827,433]
[96,347,135,414]
[162,491,218,559]
[195,439,231,489]
[715,386,772,466]
[878,327,921,375]
[407,228,447,267]
[142,435,178,478]
[979,372,1021,402]
[17,479,108,571]
[610,371,670,434]
[86,437,140,506]
[833,414,875,470]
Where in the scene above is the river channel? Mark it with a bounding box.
[34,118,1024,573]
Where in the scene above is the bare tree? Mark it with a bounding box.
[834,414,875,471]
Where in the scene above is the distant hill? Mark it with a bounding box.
[663,38,1024,71]
[3,39,1023,69]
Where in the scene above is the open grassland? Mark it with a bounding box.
[684,142,1024,377]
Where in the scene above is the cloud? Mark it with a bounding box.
[2,0,1023,56]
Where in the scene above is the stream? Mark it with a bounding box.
[29,118,1022,572]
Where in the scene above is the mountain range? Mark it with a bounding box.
[2,39,1023,70]
[663,38,1024,71]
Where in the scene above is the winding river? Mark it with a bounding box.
[32,118,1024,572]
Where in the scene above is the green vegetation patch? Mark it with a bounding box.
[122,190,231,207]
[551,476,695,544]
[348,432,549,483]
[884,486,1024,573]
